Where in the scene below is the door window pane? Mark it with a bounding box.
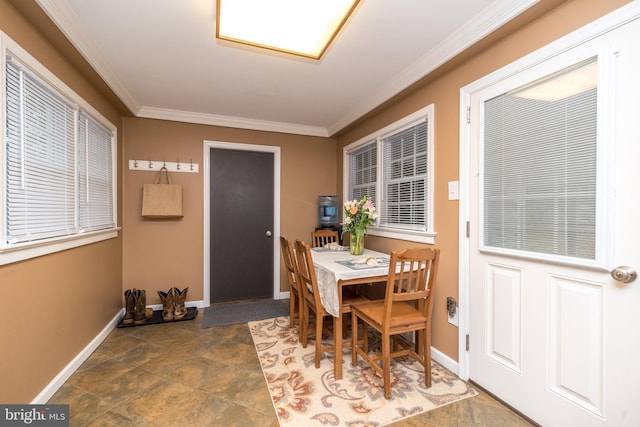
[483,58,597,260]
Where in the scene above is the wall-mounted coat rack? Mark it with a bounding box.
[128,159,199,173]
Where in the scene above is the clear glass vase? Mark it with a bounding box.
[350,228,365,255]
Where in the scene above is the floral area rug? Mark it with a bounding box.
[248,316,478,426]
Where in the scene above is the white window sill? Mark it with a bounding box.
[366,227,436,245]
[0,228,120,266]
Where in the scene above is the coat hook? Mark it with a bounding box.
[190,159,194,171]
[163,158,166,168]
[176,158,181,170]
[134,157,139,168]
[148,159,153,169]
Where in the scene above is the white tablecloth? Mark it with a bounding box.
[311,248,390,316]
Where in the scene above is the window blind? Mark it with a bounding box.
[483,58,597,259]
[5,57,77,244]
[78,111,115,232]
[381,120,428,231]
[349,140,377,202]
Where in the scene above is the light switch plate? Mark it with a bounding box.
[448,181,459,200]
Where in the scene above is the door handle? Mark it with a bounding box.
[610,266,637,283]
[265,230,272,237]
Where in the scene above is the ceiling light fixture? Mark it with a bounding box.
[216,0,360,59]
[513,60,597,102]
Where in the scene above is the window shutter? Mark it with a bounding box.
[380,120,429,231]
[78,111,114,231]
[483,58,597,259]
[5,58,77,244]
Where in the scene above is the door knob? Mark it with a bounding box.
[265,230,272,237]
[610,266,637,283]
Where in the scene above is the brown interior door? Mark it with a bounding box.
[210,148,274,302]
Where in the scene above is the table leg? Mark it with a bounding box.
[334,312,343,379]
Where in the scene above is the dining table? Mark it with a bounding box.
[310,246,391,379]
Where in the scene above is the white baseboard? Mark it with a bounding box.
[31,308,124,404]
[32,299,206,403]
[277,291,290,300]
[431,346,460,376]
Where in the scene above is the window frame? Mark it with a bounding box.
[343,104,435,244]
[481,58,599,262]
[0,32,118,266]
[473,47,614,270]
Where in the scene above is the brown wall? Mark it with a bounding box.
[122,118,336,304]
[335,0,631,361]
[0,0,124,403]
[0,0,630,404]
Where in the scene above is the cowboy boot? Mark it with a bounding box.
[122,289,135,324]
[158,288,174,321]
[173,287,189,320]
[142,290,152,320]
[133,289,148,324]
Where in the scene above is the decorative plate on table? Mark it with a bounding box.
[335,257,390,270]
[312,244,349,252]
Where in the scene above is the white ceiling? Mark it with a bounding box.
[35,0,539,137]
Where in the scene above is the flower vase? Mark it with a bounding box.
[350,228,365,255]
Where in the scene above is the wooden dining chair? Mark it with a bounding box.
[311,229,339,248]
[350,247,440,399]
[280,236,302,328]
[294,239,368,368]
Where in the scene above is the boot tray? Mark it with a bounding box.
[117,307,198,328]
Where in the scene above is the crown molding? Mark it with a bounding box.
[35,0,538,137]
[35,0,329,136]
[137,106,330,137]
[35,0,141,114]
[327,0,541,135]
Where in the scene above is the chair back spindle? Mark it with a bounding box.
[280,236,302,328]
[383,248,438,328]
[294,240,324,312]
[311,229,339,248]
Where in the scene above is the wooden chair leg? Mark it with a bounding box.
[315,313,323,368]
[363,323,369,354]
[300,303,308,348]
[351,312,358,366]
[382,334,391,399]
[289,293,295,327]
[422,329,431,388]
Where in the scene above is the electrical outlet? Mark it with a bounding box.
[447,297,458,326]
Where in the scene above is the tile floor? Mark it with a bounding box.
[49,306,535,426]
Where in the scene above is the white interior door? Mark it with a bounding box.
[463,9,640,427]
